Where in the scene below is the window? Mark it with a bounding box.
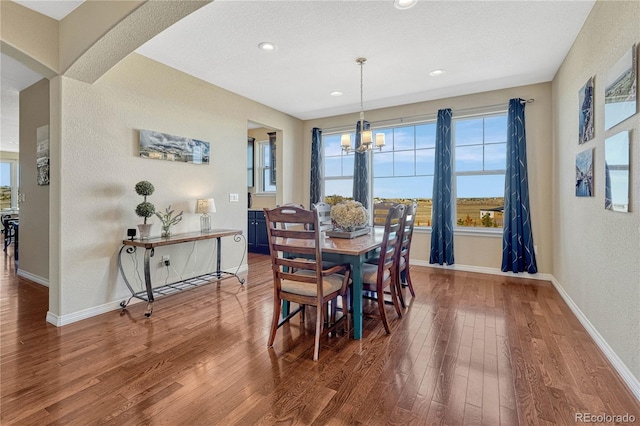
[0,160,19,210]
[324,133,354,199]
[372,124,435,226]
[258,141,276,193]
[454,114,507,228]
[322,109,507,229]
[324,123,435,226]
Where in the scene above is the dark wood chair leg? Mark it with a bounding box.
[268,296,281,347]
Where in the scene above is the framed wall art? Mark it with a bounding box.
[604,44,637,130]
[139,129,210,165]
[36,125,50,186]
[575,148,594,197]
[578,76,594,144]
[604,131,630,212]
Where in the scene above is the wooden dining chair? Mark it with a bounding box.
[395,201,417,308]
[264,205,352,361]
[312,202,333,232]
[372,201,397,227]
[359,203,405,334]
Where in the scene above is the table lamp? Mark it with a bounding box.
[196,198,216,233]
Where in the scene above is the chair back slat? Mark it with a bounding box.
[264,206,324,292]
[372,201,398,227]
[312,202,333,231]
[376,203,405,286]
[398,201,417,268]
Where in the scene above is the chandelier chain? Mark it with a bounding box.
[360,59,364,114]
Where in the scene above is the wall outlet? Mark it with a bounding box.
[162,255,170,266]
[229,193,239,202]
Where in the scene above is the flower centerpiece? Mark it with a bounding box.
[155,205,183,237]
[330,200,368,232]
[134,180,155,239]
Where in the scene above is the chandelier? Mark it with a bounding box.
[341,58,385,154]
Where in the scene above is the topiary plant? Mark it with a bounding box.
[135,181,155,224]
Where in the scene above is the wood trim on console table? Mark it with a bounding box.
[122,229,242,248]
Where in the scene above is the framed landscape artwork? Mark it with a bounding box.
[139,129,210,164]
[575,148,594,197]
[578,76,594,144]
[605,131,630,212]
[36,125,50,186]
[604,44,637,130]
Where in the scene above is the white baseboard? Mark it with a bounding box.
[17,269,49,287]
[410,259,554,282]
[548,276,640,401]
[45,263,250,327]
[46,298,137,326]
[410,259,640,401]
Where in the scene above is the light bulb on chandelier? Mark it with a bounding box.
[341,58,385,154]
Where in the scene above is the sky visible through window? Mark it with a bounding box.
[325,115,507,199]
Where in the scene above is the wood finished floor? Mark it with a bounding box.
[1,249,639,425]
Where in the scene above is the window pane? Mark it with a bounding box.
[0,162,11,210]
[325,156,342,178]
[416,123,436,149]
[455,145,483,172]
[456,175,505,228]
[374,176,432,199]
[455,118,483,146]
[325,179,352,198]
[373,152,394,177]
[457,174,505,198]
[484,143,506,170]
[324,134,343,156]
[393,126,414,151]
[375,128,393,150]
[416,148,435,176]
[262,144,270,163]
[484,115,507,143]
[374,176,433,227]
[342,155,354,176]
[263,169,276,192]
[394,150,415,176]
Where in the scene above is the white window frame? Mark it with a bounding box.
[452,110,508,232]
[257,140,275,194]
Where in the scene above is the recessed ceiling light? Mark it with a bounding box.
[330,91,343,97]
[258,42,276,51]
[429,69,446,77]
[394,0,417,10]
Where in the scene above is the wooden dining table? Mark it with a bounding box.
[282,228,383,340]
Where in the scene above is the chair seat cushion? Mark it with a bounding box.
[291,257,339,270]
[361,263,390,285]
[282,270,345,297]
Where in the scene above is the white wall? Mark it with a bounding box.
[302,83,554,273]
[552,0,640,385]
[50,53,303,318]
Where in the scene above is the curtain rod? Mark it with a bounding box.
[322,98,535,134]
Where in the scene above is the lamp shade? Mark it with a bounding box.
[196,198,216,214]
[375,133,386,148]
[340,134,351,148]
[361,130,373,145]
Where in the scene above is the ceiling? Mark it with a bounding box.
[136,0,596,120]
[2,0,596,153]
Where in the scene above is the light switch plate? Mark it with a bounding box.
[229,193,239,202]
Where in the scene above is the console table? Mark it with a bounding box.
[118,229,245,317]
